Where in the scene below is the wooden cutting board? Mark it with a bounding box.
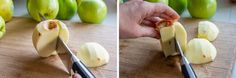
[0,17,117,78]
[120,18,236,78]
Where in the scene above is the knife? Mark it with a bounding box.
[56,37,96,78]
[38,13,95,78]
[174,38,197,78]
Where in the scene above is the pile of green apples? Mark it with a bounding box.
[27,0,107,23]
[144,0,217,19]
[0,0,108,39]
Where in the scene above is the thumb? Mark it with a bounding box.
[136,26,160,38]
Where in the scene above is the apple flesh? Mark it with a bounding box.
[159,22,187,57]
[187,0,217,19]
[198,21,219,41]
[0,16,6,38]
[0,0,14,22]
[32,20,69,57]
[27,0,59,22]
[77,0,107,24]
[160,26,176,57]
[185,38,217,64]
[57,0,77,20]
[77,42,109,67]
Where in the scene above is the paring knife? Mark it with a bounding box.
[56,37,96,78]
[174,38,197,78]
[38,13,95,78]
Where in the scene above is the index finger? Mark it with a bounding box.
[152,3,180,21]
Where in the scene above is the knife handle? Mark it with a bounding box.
[181,63,197,78]
[72,61,96,78]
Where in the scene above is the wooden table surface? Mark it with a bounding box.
[0,17,117,78]
[120,18,236,78]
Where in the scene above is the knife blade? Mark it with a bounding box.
[174,38,197,78]
[38,13,46,21]
[56,37,96,78]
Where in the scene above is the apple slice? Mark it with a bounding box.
[198,21,219,41]
[174,22,187,52]
[77,42,110,67]
[185,38,217,64]
[32,20,69,57]
[159,22,187,57]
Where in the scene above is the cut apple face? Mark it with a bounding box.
[198,21,219,41]
[158,22,187,57]
[32,20,69,57]
[185,38,217,64]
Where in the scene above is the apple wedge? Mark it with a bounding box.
[77,42,110,67]
[174,22,187,52]
[158,22,187,57]
[32,20,69,57]
[185,38,217,64]
[198,21,219,41]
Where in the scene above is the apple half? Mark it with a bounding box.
[32,20,69,57]
[158,22,187,57]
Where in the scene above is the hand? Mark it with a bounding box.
[72,73,81,78]
[119,0,180,39]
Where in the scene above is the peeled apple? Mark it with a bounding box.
[32,20,69,57]
[77,42,109,67]
[0,16,6,38]
[185,38,217,64]
[159,22,187,57]
[27,0,59,22]
[0,0,14,22]
[198,21,219,41]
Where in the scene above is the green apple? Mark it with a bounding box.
[0,16,6,39]
[77,0,107,24]
[0,0,14,22]
[27,0,59,22]
[145,0,168,5]
[120,0,123,4]
[57,0,77,20]
[187,0,217,19]
[169,0,187,15]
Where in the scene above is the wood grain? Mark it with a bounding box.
[0,17,117,78]
[119,18,236,78]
